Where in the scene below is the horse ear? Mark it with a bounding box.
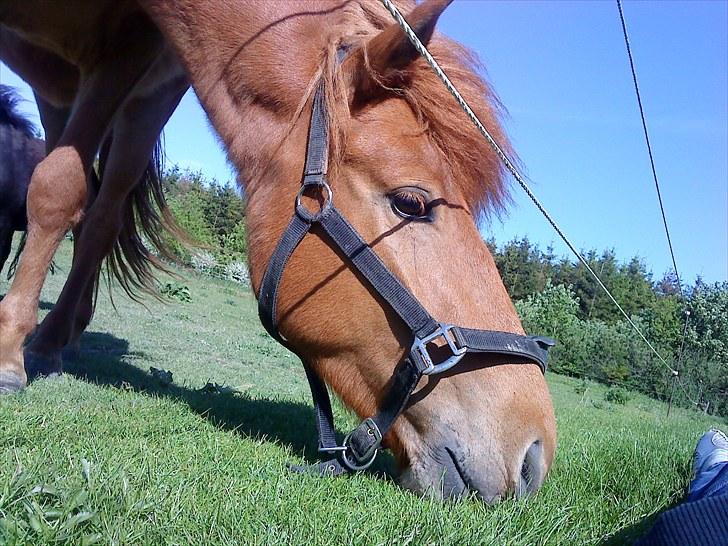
[344,0,453,104]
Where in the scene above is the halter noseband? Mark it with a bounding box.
[257,62,555,476]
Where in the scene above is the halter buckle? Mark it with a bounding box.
[412,323,467,375]
[295,179,333,222]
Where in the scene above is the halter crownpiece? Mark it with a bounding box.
[257,55,555,476]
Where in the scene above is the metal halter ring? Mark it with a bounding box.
[295,179,333,222]
[340,419,381,471]
[340,443,378,472]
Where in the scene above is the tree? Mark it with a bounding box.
[656,269,682,297]
[492,237,549,300]
[686,280,728,363]
[161,166,247,264]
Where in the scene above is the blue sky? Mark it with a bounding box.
[1,1,726,284]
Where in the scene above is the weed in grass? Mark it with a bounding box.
[574,379,589,396]
[198,382,241,395]
[159,281,191,303]
[149,367,174,387]
[0,460,99,545]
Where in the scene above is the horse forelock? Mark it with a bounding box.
[0,85,37,138]
[316,0,514,218]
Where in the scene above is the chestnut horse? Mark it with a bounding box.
[0,0,556,500]
[0,8,189,378]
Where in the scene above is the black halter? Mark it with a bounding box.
[257,74,555,476]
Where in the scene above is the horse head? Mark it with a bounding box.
[242,0,557,501]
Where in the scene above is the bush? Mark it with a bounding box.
[162,167,248,272]
[223,261,250,287]
[517,283,588,376]
[168,189,217,263]
[191,251,218,276]
[605,387,630,405]
[686,281,728,363]
[516,282,580,338]
[494,235,727,417]
[516,282,684,409]
[573,380,589,396]
[222,221,247,261]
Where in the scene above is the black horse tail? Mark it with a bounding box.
[95,137,196,305]
[0,85,37,138]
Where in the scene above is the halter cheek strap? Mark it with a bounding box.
[257,73,555,476]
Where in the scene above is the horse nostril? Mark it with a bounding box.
[517,440,544,497]
[520,455,533,484]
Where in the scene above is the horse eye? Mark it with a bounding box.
[390,190,431,221]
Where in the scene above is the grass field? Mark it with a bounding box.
[0,239,725,545]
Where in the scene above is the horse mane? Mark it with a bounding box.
[320,0,514,217]
[0,85,37,138]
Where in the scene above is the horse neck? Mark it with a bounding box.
[142,2,351,286]
[144,2,346,190]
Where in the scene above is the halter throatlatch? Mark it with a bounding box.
[257,68,555,476]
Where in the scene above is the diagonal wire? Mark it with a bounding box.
[379,0,678,375]
[616,0,684,299]
[617,1,697,408]
[676,375,700,407]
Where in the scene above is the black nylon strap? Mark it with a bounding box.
[453,329,555,374]
[302,84,329,187]
[302,362,338,451]
[288,458,347,477]
[346,357,421,463]
[318,207,440,339]
[345,333,555,464]
[257,77,332,341]
[258,214,312,342]
[285,362,349,476]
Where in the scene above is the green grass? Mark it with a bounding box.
[0,239,724,545]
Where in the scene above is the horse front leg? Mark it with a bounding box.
[0,28,164,393]
[26,62,188,372]
[0,140,88,391]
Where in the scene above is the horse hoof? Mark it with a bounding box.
[24,350,62,380]
[0,371,26,394]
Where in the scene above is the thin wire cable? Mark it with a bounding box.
[676,375,701,407]
[618,1,696,405]
[379,0,677,374]
[617,0,684,299]
[676,310,691,369]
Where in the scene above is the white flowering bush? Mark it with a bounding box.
[224,261,250,287]
[191,251,217,275]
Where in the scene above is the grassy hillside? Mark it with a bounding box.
[0,239,724,545]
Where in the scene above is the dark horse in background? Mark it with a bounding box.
[0,85,44,276]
